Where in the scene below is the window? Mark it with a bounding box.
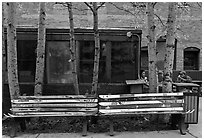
[17,40,37,82]
[111,41,137,82]
[79,40,138,83]
[47,41,73,83]
[79,41,94,83]
[141,46,148,70]
[184,47,199,70]
[79,41,106,83]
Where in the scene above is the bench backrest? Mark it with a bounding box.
[11,95,98,117]
[99,92,184,115]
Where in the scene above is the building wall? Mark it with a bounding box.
[3,2,202,73]
[3,2,202,72]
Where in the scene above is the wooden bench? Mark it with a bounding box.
[98,92,190,136]
[6,95,98,137]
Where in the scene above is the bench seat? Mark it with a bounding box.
[98,92,187,136]
[7,95,98,137]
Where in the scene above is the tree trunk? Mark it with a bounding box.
[34,2,46,96]
[67,2,80,95]
[6,2,20,100]
[163,2,176,93]
[147,3,157,93]
[91,2,100,96]
[2,2,6,87]
[2,2,7,103]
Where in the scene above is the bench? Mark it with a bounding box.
[98,92,190,136]
[5,95,98,137]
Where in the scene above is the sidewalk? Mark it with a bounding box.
[2,98,202,138]
[1,129,201,138]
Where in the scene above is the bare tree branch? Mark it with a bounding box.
[84,2,94,12]
[130,2,136,7]
[130,2,146,14]
[197,2,201,8]
[109,2,135,16]
[153,2,157,8]
[96,2,105,10]
[56,2,90,13]
[154,13,165,27]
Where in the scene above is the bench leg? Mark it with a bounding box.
[17,117,27,132]
[82,117,88,136]
[179,114,187,135]
[109,118,114,136]
[10,118,18,138]
[171,114,180,129]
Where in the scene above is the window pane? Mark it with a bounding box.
[111,42,136,82]
[17,40,36,82]
[47,41,73,83]
[184,51,199,70]
[79,41,107,83]
[79,41,94,83]
[141,50,148,70]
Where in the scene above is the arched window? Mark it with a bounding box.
[184,47,200,70]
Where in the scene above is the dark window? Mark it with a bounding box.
[141,49,148,70]
[79,41,137,83]
[79,41,94,83]
[47,41,73,83]
[111,41,136,82]
[184,47,199,70]
[17,40,37,82]
[79,41,106,83]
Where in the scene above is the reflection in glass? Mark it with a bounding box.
[47,41,73,83]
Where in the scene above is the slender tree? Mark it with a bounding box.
[91,2,100,96]
[84,2,105,96]
[6,2,20,100]
[34,2,46,96]
[147,2,158,93]
[162,2,176,92]
[67,2,80,95]
[2,2,6,89]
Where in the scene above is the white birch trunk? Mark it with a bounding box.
[147,3,158,93]
[68,2,80,95]
[2,3,6,84]
[34,2,46,95]
[7,2,20,99]
[163,2,176,93]
[91,2,100,96]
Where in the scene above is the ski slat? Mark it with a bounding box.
[99,92,183,99]
[12,111,97,116]
[99,107,184,114]
[12,98,98,104]
[12,103,98,108]
[99,99,184,106]
[11,108,97,112]
[99,103,183,109]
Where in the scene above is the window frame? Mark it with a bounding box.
[184,47,200,70]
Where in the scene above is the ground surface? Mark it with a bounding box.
[2,114,172,135]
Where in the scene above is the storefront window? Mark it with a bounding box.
[79,41,106,83]
[47,41,73,83]
[17,40,37,82]
[111,42,136,82]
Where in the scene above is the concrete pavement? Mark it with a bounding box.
[2,97,202,138]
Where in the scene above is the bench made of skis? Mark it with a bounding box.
[98,92,191,136]
[6,95,98,137]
